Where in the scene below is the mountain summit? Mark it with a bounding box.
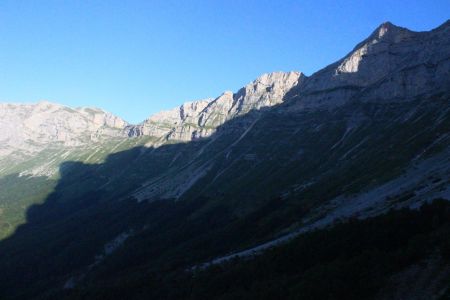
[0,21,449,299]
[127,71,304,141]
[0,102,127,156]
[285,20,450,113]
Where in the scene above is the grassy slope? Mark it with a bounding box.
[62,199,450,300]
[0,96,448,299]
[0,136,155,239]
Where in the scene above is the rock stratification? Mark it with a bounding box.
[128,71,304,141]
[0,71,304,153]
[287,21,450,110]
[0,101,127,155]
[0,21,450,300]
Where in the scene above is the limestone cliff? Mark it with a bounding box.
[128,71,304,141]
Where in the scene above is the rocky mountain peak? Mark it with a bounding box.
[333,22,414,76]
[129,71,303,141]
[371,21,414,43]
[146,98,212,125]
[0,102,128,156]
[233,71,303,112]
[221,91,234,96]
[288,20,450,112]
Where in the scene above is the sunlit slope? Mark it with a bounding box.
[0,136,155,239]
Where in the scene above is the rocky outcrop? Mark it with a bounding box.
[0,71,303,155]
[127,21,450,142]
[126,99,213,140]
[1,21,450,300]
[126,20,450,203]
[287,21,450,110]
[128,71,304,141]
[0,101,128,155]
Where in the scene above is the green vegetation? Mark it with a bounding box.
[0,96,448,299]
[62,199,450,300]
[0,175,56,239]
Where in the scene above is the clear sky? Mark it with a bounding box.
[0,1,448,123]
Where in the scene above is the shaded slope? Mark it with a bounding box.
[0,20,449,300]
[0,94,448,299]
[73,200,449,300]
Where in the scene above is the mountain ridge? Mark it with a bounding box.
[2,19,448,146]
[0,20,449,299]
[126,71,304,141]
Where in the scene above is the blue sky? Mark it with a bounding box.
[0,1,448,123]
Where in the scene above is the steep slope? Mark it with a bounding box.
[0,71,303,239]
[129,21,450,206]
[128,71,303,141]
[0,101,131,176]
[287,21,450,110]
[0,102,132,238]
[0,21,449,300]
[0,101,127,155]
[120,201,450,300]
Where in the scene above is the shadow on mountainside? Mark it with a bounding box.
[0,92,449,299]
[0,21,449,299]
[0,100,312,299]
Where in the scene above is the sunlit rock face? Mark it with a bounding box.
[128,21,450,204]
[0,71,303,157]
[0,22,449,295]
[130,99,213,141]
[128,71,304,141]
[0,101,128,155]
[287,21,450,111]
[2,21,449,152]
[336,22,414,75]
